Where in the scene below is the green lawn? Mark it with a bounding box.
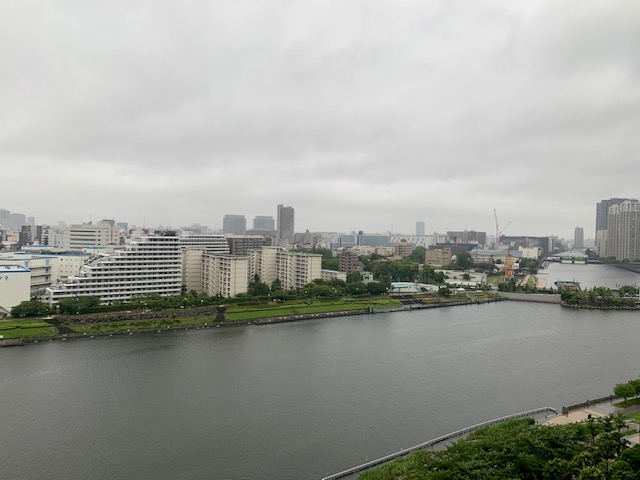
[226,298,402,321]
[613,398,640,408]
[625,411,640,423]
[0,320,57,339]
[68,316,217,334]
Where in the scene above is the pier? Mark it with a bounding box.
[321,406,558,480]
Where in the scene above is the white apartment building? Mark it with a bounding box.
[182,248,206,293]
[203,254,249,298]
[179,234,230,253]
[249,247,322,290]
[43,235,183,305]
[0,265,30,313]
[249,246,280,286]
[276,251,322,290]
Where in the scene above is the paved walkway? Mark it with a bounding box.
[543,401,639,445]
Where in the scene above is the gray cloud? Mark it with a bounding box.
[1,0,639,237]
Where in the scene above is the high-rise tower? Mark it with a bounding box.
[276,204,294,245]
[595,198,637,256]
[573,227,584,249]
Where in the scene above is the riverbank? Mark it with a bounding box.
[1,293,503,346]
[342,395,640,480]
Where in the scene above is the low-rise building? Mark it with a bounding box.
[393,240,413,258]
[436,269,487,288]
[0,265,30,313]
[321,270,347,282]
[338,249,363,273]
[425,247,452,267]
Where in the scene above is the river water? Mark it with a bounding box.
[1,265,639,480]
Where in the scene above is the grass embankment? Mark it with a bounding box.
[226,298,401,321]
[68,316,218,335]
[71,298,403,333]
[3,294,497,341]
[626,411,640,423]
[3,297,405,340]
[0,321,57,339]
[614,398,640,409]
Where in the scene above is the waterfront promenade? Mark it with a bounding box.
[321,407,558,480]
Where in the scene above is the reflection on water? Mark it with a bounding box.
[1,298,640,479]
[539,262,640,290]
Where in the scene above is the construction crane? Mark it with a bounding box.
[493,208,511,247]
[494,209,514,280]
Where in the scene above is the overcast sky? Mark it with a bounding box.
[2,1,639,239]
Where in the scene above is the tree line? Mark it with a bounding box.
[362,414,640,480]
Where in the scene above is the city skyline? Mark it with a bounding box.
[2,1,639,238]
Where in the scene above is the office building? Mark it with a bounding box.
[18,225,35,248]
[276,204,295,244]
[447,230,487,245]
[226,235,267,256]
[253,216,275,232]
[0,209,10,229]
[393,240,413,258]
[222,215,247,235]
[416,221,426,236]
[9,213,26,231]
[574,227,584,249]
[425,247,452,267]
[51,220,118,251]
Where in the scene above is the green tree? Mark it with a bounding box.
[410,246,426,263]
[322,258,339,270]
[438,286,451,297]
[421,265,445,284]
[614,382,636,403]
[630,378,640,399]
[366,282,388,295]
[10,300,50,318]
[346,271,363,283]
[346,282,367,295]
[519,258,540,271]
[248,279,270,296]
[270,278,282,292]
[455,251,474,270]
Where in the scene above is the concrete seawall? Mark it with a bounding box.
[498,292,562,304]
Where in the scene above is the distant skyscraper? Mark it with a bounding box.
[222,215,246,235]
[574,227,584,249]
[253,215,275,232]
[0,209,10,228]
[276,204,294,244]
[10,213,26,230]
[416,221,425,236]
[595,198,638,256]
